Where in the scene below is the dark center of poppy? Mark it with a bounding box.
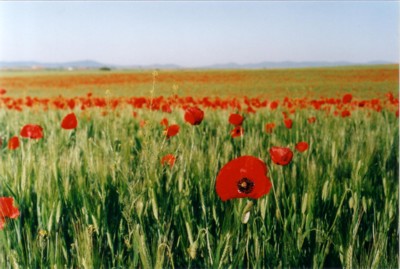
[237,178,254,194]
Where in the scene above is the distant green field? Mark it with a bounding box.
[0,64,398,99]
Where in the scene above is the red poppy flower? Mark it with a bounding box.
[230,126,244,138]
[8,136,19,150]
[342,93,353,104]
[161,154,176,168]
[61,113,78,130]
[164,124,180,138]
[215,156,272,201]
[0,88,6,95]
[341,110,351,118]
[0,197,20,230]
[284,118,293,129]
[229,113,244,126]
[295,142,309,152]
[184,106,204,125]
[265,123,275,134]
[161,103,172,113]
[160,118,169,128]
[20,124,43,139]
[307,117,316,124]
[358,101,366,107]
[269,147,293,166]
[270,101,278,110]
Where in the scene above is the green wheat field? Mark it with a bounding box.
[0,65,398,268]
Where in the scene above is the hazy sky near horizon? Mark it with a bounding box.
[0,1,398,67]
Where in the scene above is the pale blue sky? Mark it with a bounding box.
[0,1,398,67]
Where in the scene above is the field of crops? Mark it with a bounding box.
[0,65,398,268]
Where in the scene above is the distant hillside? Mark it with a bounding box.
[0,60,107,69]
[0,60,395,70]
[202,61,395,69]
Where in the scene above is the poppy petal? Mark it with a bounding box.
[0,197,20,219]
[61,113,78,130]
[230,126,244,138]
[184,107,204,125]
[165,124,180,138]
[8,136,20,150]
[229,113,244,126]
[295,142,309,152]
[284,119,293,129]
[20,124,43,139]
[160,118,169,128]
[269,147,293,166]
[161,154,176,167]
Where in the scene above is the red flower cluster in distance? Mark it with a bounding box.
[341,110,351,118]
[0,197,20,230]
[342,93,353,104]
[215,156,272,201]
[0,89,396,116]
[184,106,204,125]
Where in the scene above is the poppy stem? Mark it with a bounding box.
[268,170,284,224]
[188,125,195,163]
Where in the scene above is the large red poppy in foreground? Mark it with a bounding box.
[215,156,272,201]
[184,106,204,125]
[269,147,293,166]
[20,124,43,139]
[61,112,78,130]
[0,197,20,230]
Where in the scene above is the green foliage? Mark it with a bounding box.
[0,106,398,268]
